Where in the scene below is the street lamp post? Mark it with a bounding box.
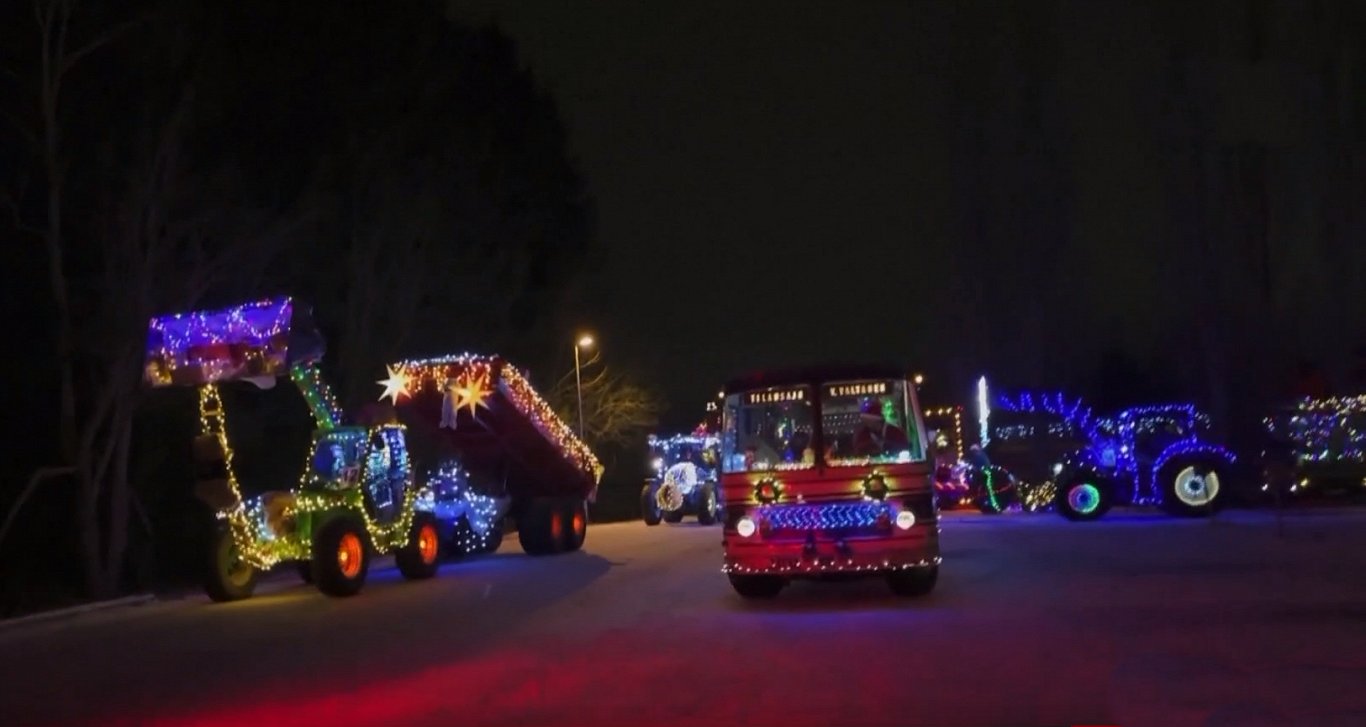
[574,334,594,441]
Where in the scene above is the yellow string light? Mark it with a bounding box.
[197,385,420,571]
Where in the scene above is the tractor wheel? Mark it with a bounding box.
[311,516,371,597]
[562,498,588,552]
[1158,458,1226,517]
[887,566,938,597]
[205,526,257,602]
[641,484,662,526]
[518,498,566,555]
[662,509,685,523]
[728,574,785,599]
[696,482,718,525]
[1055,478,1112,521]
[396,512,441,580]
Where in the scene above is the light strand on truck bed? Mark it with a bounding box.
[386,354,604,481]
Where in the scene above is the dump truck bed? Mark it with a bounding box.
[386,355,602,501]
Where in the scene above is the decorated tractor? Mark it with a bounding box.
[641,432,722,525]
[145,297,442,601]
[1262,394,1366,500]
[985,391,1237,520]
[379,354,603,557]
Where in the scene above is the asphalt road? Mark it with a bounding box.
[4,509,1366,727]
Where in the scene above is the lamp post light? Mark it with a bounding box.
[574,334,594,440]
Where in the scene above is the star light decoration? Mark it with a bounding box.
[377,364,412,404]
[385,354,603,481]
[448,370,492,417]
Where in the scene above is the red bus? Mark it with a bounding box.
[718,365,941,598]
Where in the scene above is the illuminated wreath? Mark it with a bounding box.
[753,477,782,504]
[862,473,889,500]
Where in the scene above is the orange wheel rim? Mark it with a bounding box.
[337,532,363,579]
[418,523,438,564]
[550,511,563,541]
[572,509,585,536]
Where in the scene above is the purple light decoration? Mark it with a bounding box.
[144,297,297,387]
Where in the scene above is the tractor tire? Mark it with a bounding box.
[641,484,662,526]
[887,566,938,597]
[662,509,685,523]
[518,498,566,555]
[396,512,441,580]
[1158,458,1227,517]
[728,574,786,599]
[1055,478,1113,521]
[205,526,257,602]
[562,498,588,552]
[696,482,718,525]
[311,515,371,597]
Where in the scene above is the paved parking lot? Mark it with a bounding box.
[4,508,1366,726]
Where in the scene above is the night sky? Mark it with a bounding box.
[455,0,941,426]
[452,0,1366,430]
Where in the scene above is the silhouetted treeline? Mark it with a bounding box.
[0,0,596,615]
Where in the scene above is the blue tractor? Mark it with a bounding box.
[642,433,722,525]
[978,391,1237,520]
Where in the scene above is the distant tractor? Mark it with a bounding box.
[642,433,721,525]
[1262,394,1366,501]
[985,392,1237,520]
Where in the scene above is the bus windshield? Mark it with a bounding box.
[721,387,815,473]
[822,380,923,466]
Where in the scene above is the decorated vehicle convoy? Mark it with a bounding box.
[718,366,940,599]
[641,432,721,525]
[144,297,601,602]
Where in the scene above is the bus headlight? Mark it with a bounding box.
[736,516,757,537]
[895,510,916,530]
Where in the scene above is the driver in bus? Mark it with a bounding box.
[853,398,909,456]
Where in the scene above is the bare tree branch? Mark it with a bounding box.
[58,17,143,77]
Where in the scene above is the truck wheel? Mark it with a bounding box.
[1056,478,1112,521]
[662,509,684,523]
[296,561,314,584]
[728,574,785,599]
[518,498,565,555]
[206,526,257,602]
[887,566,938,597]
[562,498,588,551]
[641,484,662,526]
[696,483,718,525]
[1158,458,1226,517]
[312,516,370,597]
[396,512,441,580]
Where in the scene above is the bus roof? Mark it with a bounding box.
[721,363,908,395]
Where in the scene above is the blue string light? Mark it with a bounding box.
[755,502,892,531]
[992,391,1236,508]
